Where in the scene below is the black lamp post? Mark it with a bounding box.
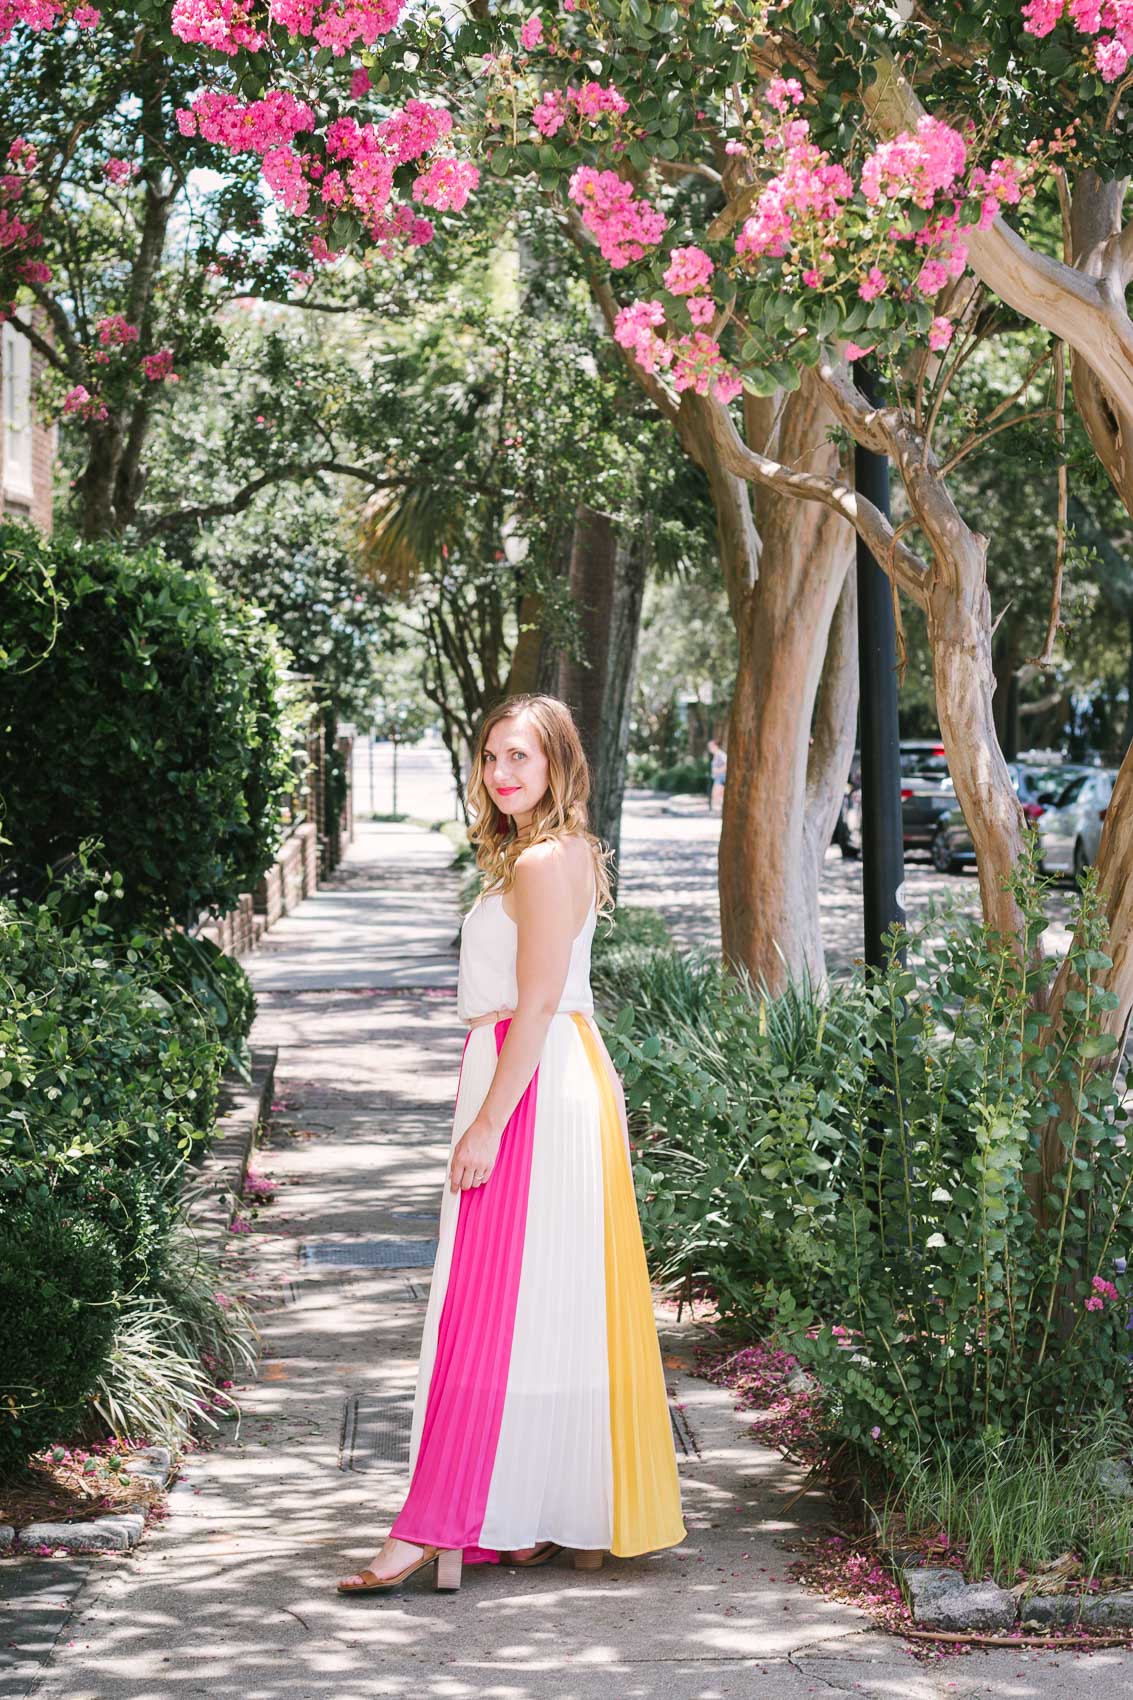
[852,358,906,972]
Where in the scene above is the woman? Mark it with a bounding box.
[707,738,727,816]
[337,693,686,1595]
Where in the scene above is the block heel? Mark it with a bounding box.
[573,1549,605,1570]
[434,1548,463,1591]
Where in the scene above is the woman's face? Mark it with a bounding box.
[483,713,549,826]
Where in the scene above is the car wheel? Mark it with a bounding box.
[931,829,959,875]
[1073,838,1089,881]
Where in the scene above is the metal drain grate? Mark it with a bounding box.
[401,1277,428,1301]
[670,1403,700,1458]
[298,1238,436,1268]
[339,1391,414,1469]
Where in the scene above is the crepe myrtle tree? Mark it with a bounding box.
[0,1,472,537]
[14,0,1133,1013]
[1,0,852,981]
[471,0,1133,1030]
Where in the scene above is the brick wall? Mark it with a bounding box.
[1,306,56,535]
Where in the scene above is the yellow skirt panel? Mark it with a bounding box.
[571,1013,687,1557]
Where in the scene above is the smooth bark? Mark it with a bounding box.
[680,386,857,990]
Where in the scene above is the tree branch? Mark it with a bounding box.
[679,382,930,605]
[562,210,680,425]
[137,462,415,536]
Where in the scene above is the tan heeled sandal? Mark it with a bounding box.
[502,1543,605,1570]
[337,1543,463,1594]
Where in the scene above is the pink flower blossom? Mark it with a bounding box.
[262,145,311,212]
[96,313,139,347]
[170,0,268,54]
[532,90,566,137]
[802,267,821,287]
[349,65,371,98]
[1021,0,1062,31]
[663,244,714,296]
[1093,1275,1121,1301]
[519,11,542,48]
[177,90,315,155]
[103,156,136,185]
[860,116,967,210]
[1085,1294,1105,1311]
[928,314,953,351]
[734,125,853,264]
[1096,35,1129,77]
[141,346,177,381]
[712,367,743,404]
[412,156,480,212]
[376,99,453,164]
[687,295,716,326]
[613,298,671,373]
[568,165,666,268]
[765,76,804,113]
[568,80,629,121]
[844,341,876,360]
[62,383,107,421]
[916,256,950,295]
[858,265,888,301]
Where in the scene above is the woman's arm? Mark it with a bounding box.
[448,843,575,1193]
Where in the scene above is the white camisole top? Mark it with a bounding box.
[455,870,598,1023]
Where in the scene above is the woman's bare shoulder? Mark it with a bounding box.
[514,833,595,902]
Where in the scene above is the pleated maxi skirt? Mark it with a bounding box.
[389,1009,687,1564]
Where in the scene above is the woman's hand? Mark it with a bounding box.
[449,1113,502,1194]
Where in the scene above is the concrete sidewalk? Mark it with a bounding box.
[9,817,1133,1699]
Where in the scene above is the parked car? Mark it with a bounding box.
[833,754,863,858]
[834,741,954,858]
[900,744,956,855]
[930,762,1107,877]
[1037,767,1117,877]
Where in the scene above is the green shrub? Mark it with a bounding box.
[0,1197,121,1473]
[83,1207,261,1452]
[652,759,710,794]
[613,850,1133,1455]
[0,887,229,1205]
[149,929,257,1082]
[65,1162,180,1296]
[0,520,297,928]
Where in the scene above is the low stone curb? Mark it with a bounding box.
[5,1048,277,1561]
[904,1563,1133,1630]
[185,1044,278,1259]
[7,1448,175,1555]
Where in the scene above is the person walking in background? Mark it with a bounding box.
[337,691,686,1597]
[708,737,727,815]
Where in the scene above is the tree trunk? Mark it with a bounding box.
[506,590,547,696]
[555,504,645,878]
[679,385,856,992]
[805,565,859,908]
[590,527,648,889]
[1124,614,1133,757]
[557,504,617,751]
[922,531,1029,948]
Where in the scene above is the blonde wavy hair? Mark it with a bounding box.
[467,693,615,923]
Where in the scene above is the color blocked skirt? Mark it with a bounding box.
[389,1010,687,1563]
